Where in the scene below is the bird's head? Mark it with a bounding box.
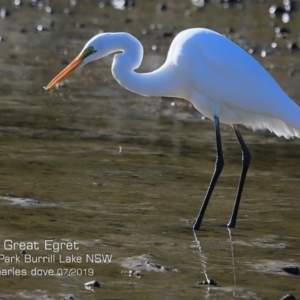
[44,33,111,90]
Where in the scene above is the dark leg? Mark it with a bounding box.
[193,116,224,230]
[227,124,251,228]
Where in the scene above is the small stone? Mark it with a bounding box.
[191,0,205,8]
[111,0,134,10]
[63,295,77,300]
[163,32,173,38]
[84,280,100,288]
[99,2,108,9]
[125,0,135,8]
[225,27,235,33]
[196,278,217,286]
[281,294,296,300]
[121,269,141,277]
[157,3,167,12]
[63,8,72,14]
[287,42,298,51]
[282,12,291,23]
[269,5,286,16]
[283,0,296,11]
[282,266,300,275]
[14,0,22,6]
[0,7,10,18]
[45,6,53,14]
[123,18,132,23]
[37,25,44,32]
[75,22,85,29]
[151,45,158,51]
[275,27,290,38]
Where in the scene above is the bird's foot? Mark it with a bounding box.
[226,220,236,228]
[219,222,236,228]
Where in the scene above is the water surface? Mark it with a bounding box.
[0,1,300,299]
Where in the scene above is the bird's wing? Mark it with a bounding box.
[195,37,288,117]
[170,29,300,136]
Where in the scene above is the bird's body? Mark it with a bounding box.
[168,29,300,137]
[46,28,300,229]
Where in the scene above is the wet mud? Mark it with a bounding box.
[0,0,300,299]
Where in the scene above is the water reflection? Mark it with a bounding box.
[227,228,237,297]
[192,228,260,299]
[193,230,217,297]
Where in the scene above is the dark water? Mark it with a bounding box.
[0,1,300,299]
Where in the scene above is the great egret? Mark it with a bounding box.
[45,28,300,230]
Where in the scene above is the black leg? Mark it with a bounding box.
[227,124,251,228]
[193,116,224,230]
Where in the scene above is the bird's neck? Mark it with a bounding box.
[110,33,180,98]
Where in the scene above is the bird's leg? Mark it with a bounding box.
[193,116,224,230]
[227,124,251,228]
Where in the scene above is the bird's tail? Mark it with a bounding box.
[244,115,300,139]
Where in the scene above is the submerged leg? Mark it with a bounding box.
[227,124,251,228]
[193,116,224,230]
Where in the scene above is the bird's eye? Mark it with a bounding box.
[82,46,97,59]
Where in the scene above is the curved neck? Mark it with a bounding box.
[109,33,179,98]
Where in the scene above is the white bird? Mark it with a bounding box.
[45,28,300,230]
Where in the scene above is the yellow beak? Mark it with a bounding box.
[44,54,83,90]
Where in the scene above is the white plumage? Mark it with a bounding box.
[46,28,300,229]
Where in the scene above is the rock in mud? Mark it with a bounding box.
[84,280,100,288]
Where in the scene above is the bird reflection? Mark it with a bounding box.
[193,228,238,298]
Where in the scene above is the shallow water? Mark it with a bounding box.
[0,0,300,299]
